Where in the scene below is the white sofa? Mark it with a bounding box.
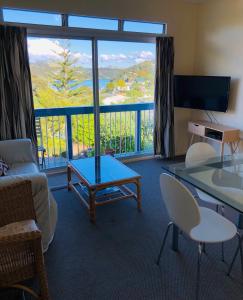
[0,139,57,252]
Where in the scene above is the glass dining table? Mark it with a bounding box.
[161,153,243,252]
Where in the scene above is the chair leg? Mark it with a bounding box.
[41,150,46,169]
[196,243,203,300]
[43,153,46,169]
[227,232,243,276]
[221,242,225,262]
[41,151,44,167]
[34,238,50,300]
[238,233,243,275]
[220,206,225,262]
[156,222,173,265]
[202,243,206,254]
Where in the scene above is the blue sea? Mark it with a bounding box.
[78,79,110,89]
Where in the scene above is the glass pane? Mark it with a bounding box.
[28,37,93,108]
[3,8,61,26]
[69,16,118,30]
[124,21,164,34]
[98,41,155,155]
[29,37,95,166]
[98,41,155,105]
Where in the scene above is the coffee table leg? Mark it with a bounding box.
[89,189,96,223]
[136,179,142,211]
[67,166,71,191]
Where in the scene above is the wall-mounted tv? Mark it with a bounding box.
[174,75,231,112]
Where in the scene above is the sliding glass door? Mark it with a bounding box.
[28,36,155,168]
[29,37,95,167]
[98,41,155,156]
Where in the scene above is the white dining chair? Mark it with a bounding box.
[157,173,241,300]
[186,142,226,259]
[185,142,223,210]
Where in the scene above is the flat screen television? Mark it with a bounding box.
[174,75,231,112]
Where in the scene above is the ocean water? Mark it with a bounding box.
[78,79,110,89]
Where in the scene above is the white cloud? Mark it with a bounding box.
[100,53,128,62]
[28,38,62,59]
[135,58,147,64]
[99,50,154,66]
[73,52,92,64]
[138,51,153,59]
[28,38,92,65]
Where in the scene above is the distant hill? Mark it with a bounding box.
[30,62,50,80]
[121,61,155,80]
[30,60,154,84]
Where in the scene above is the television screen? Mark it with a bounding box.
[174,75,231,112]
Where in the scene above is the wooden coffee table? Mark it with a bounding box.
[67,155,142,223]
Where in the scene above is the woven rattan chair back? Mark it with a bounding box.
[0,180,50,299]
[0,180,36,227]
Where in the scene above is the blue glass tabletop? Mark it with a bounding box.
[69,155,141,186]
[162,154,243,213]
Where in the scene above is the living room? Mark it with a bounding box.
[1,0,243,299]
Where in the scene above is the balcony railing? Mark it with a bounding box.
[35,102,154,169]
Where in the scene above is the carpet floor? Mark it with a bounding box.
[3,158,243,299]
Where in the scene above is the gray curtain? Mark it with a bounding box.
[154,37,174,158]
[0,25,36,146]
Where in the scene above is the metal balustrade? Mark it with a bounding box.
[35,102,154,169]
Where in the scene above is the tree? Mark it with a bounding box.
[105,81,115,92]
[117,79,126,89]
[51,42,82,98]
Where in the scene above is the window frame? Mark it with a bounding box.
[0,7,167,39]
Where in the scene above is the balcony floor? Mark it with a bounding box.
[39,150,153,171]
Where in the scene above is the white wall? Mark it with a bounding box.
[1,0,198,155]
[193,0,243,153]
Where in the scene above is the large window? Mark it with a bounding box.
[29,38,95,163]
[98,41,155,155]
[28,37,155,165]
[7,7,160,166]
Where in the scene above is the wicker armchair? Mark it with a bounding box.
[0,180,50,299]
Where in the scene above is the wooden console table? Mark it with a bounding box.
[188,120,240,156]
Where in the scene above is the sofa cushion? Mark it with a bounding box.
[0,159,9,176]
[0,139,35,164]
[7,162,39,176]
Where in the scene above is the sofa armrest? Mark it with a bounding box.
[0,173,48,195]
[0,139,35,164]
[0,220,41,243]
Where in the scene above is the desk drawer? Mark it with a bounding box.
[188,122,205,136]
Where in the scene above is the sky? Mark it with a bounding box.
[28,38,155,68]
